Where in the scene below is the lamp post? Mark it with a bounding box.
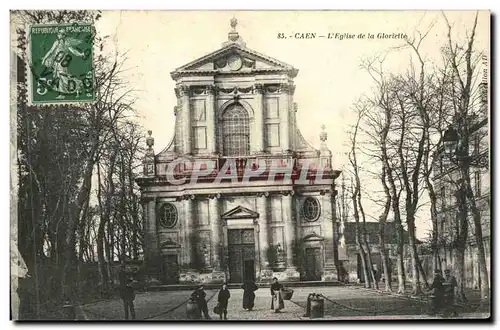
[442,126,488,169]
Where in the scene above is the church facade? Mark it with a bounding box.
[136,19,342,284]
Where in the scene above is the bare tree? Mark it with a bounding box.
[348,104,377,288]
[442,12,489,303]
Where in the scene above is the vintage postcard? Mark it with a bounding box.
[10,10,491,321]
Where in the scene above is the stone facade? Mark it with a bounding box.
[136,19,341,284]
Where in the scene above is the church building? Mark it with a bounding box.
[136,19,342,284]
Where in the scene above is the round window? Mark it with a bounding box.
[158,203,178,228]
[302,197,320,221]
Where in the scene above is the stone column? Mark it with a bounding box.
[257,193,270,268]
[282,192,296,270]
[206,85,217,154]
[279,84,290,151]
[321,192,338,281]
[180,84,192,154]
[209,195,222,270]
[183,196,195,270]
[253,83,264,153]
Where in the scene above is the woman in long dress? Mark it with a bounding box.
[270,277,285,313]
[241,281,258,311]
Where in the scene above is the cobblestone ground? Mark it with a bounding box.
[78,286,489,321]
[80,290,216,320]
[292,286,428,317]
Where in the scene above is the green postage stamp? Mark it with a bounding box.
[28,23,95,104]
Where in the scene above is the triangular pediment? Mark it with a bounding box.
[171,44,297,79]
[221,205,259,219]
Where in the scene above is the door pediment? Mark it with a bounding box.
[221,205,259,220]
[303,233,324,242]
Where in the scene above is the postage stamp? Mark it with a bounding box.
[28,23,95,104]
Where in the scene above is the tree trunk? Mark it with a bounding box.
[77,196,90,297]
[379,224,391,292]
[407,216,423,295]
[61,153,94,300]
[358,205,377,288]
[351,180,370,288]
[454,179,469,303]
[416,253,429,288]
[397,225,406,294]
[465,179,489,302]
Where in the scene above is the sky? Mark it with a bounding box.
[90,11,489,239]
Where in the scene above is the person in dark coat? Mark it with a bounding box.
[443,269,459,317]
[428,269,445,316]
[120,278,136,320]
[270,277,285,313]
[191,285,210,319]
[241,281,258,311]
[217,283,230,320]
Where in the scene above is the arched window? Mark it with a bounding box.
[222,104,250,156]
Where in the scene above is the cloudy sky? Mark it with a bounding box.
[93,10,489,238]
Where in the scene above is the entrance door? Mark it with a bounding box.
[227,229,255,283]
[163,255,179,284]
[305,248,322,281]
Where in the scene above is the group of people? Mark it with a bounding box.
[190,277,287,320]
[428,269,459,317]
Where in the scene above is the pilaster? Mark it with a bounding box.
[253,83,265,153]
[257,192,270,268]
[321,191,338,281]
[183,195,195,270]
[279,83,291,151]
[180,84,192,154]
[206,85,217,154]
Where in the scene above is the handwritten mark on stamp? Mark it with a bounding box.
[28,23,95,104]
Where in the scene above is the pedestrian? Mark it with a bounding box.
[241,280,258,311]
[372,268,378,284]
[191,284,210,319]
[217,283,230,320]
[339,263,348,284]
[375,268,382,283]
[120,278,136,320]
[270,277,285,313]
[427,269,445,316]
[443,269,459,317]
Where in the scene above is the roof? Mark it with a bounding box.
[170,42,298,80]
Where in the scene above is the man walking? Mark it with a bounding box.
[443,269,459,317]
[191,285,210,319]
[120,278,136,320]
[428,269,445,316]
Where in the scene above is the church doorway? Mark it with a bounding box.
[305,247,322,281]
[227,229,255,283]
[162,254,179,284]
